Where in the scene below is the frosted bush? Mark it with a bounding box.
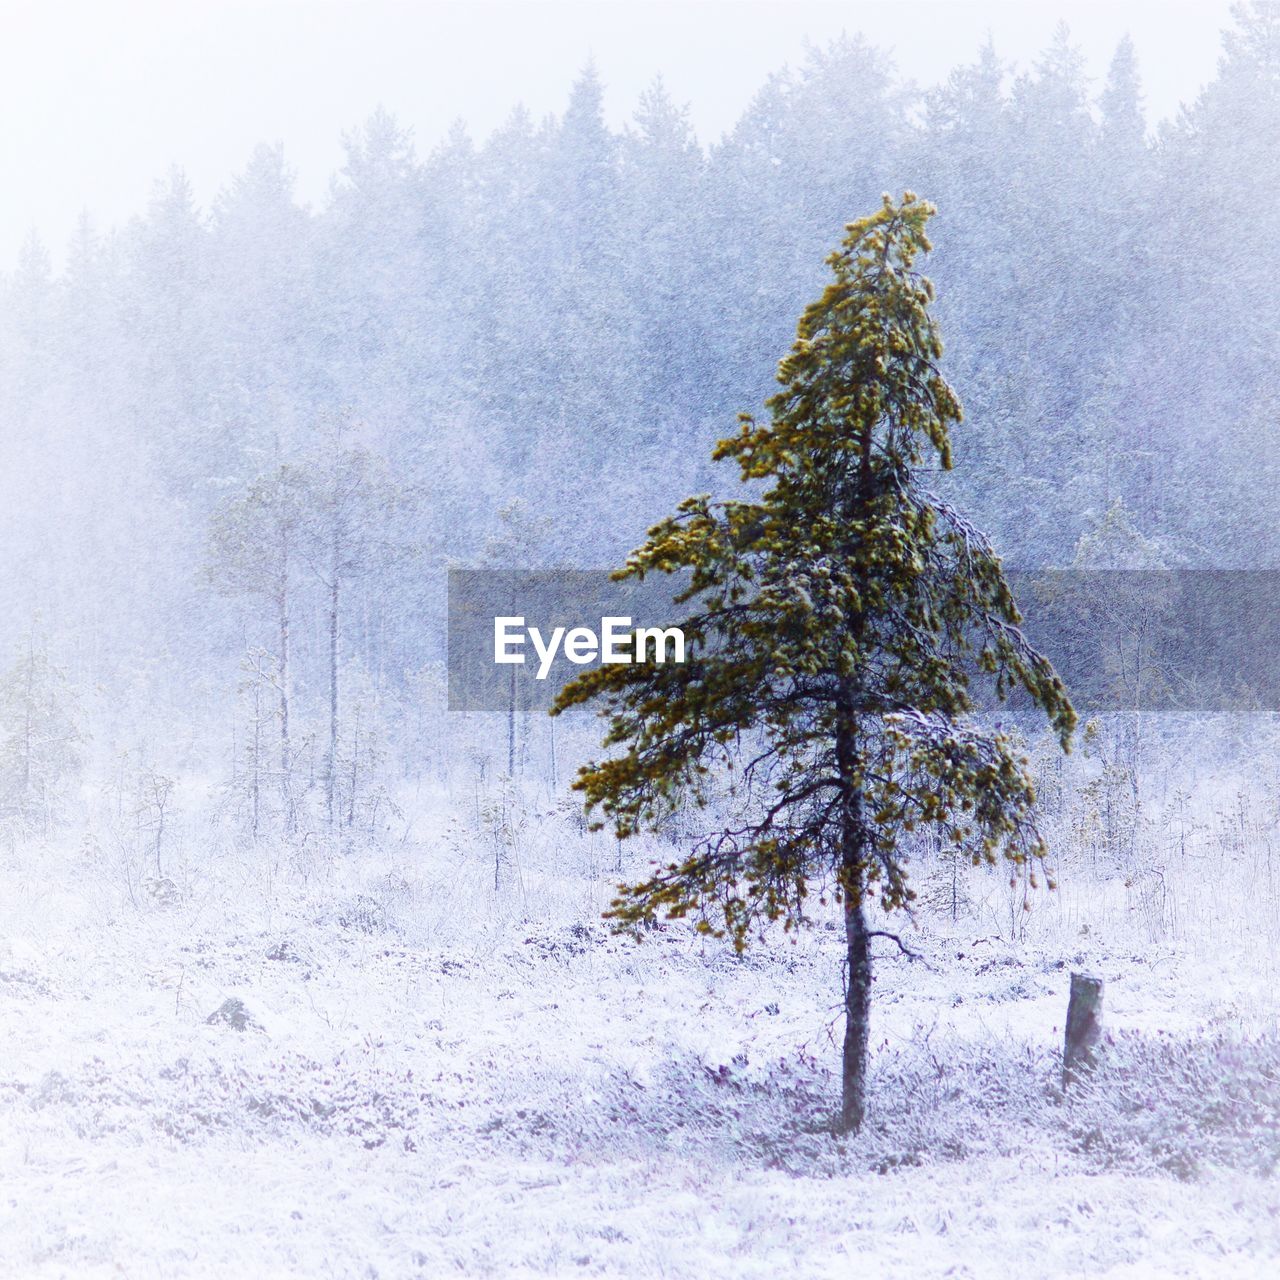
[1069,1030,1280,1179]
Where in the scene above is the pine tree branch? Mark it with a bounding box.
[865,930,924,962]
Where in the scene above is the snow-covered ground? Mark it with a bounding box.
[1,801,1277,1279]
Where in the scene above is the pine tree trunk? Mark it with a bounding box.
[326,575,339,831]
[277,574,292,834]
[836,713,872,1135]
[836,413,878,1135]
[347,706,360,828]
[22,637,35,821]
[840,854,871,1133]
[507,663,516,776]
[251,678,262,838]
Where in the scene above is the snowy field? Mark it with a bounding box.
[1,777,1277,1280]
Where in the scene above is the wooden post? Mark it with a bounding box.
[1063,972,1104,1089]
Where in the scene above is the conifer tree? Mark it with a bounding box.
[296,412,407,833]
[0,633,83,835]
[207,464,305,831]
[553,194,1076,1132]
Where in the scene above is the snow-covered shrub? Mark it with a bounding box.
[1068,1030,1280,1179]
[560,1031,1280,1183]
[484,1050,840,1173]
[862,1029,1280,1182]
[333,892,390,935]
[860,1035,1058,1170]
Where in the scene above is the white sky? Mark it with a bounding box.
[2,0,1233,268]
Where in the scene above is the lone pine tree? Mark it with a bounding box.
[552,193,1076,1133]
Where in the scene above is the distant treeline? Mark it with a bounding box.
[1,6,1278,736]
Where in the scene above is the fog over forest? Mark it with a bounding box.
[4,6,1277,765]
[2,5,1280,1277]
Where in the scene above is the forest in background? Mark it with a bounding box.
[1,4,1279,840]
